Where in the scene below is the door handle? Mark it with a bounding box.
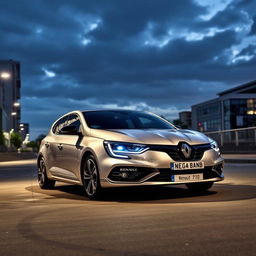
[58,144,63,150]
[45,142,50,148]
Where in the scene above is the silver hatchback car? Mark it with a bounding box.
[38,110,224,199]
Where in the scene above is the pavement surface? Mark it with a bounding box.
[0,152,37,162]
[0,159,256,256]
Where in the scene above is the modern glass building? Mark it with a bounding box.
[0,59,21,133]
[192,80,256,132]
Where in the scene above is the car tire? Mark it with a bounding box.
[82,154,102,200]
[186,181,213,192]
[38,157,55,189]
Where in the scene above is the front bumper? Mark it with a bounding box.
[98,148,224,188]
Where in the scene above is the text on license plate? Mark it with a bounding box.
[171,173,203,182]
[171,161,204,170]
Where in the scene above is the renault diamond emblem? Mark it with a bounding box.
[181,143,192,159]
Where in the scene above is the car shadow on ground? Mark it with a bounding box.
[26,183,256,204]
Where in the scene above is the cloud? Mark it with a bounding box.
[0,0,255,138]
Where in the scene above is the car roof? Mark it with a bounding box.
[82,109,144,113]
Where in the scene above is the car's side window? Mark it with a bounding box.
[52,115,69,135]
[66,114,82,133]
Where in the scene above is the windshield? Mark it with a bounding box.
[83,110,175,130]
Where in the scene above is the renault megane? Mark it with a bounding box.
[38,110,224,199]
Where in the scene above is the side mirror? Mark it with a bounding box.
[60,125,82,136]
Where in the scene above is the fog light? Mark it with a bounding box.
[121,172,129,179]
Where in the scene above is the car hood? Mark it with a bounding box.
[90,128,210,145]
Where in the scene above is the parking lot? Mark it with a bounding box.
[0,160,255,256]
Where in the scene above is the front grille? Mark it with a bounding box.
[149,143,211,161]
[148,167,217,182]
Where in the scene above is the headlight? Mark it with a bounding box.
[209,139,219,152]
[104,141,149,159]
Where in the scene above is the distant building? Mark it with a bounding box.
[19,123,29,141]
[0,60,21,133]
[192,80,256,132]
[179,111,192,129]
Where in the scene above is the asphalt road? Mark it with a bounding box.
[0,160,255,256]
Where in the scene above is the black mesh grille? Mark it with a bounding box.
[149,143,211,161]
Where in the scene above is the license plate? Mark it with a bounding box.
[171,161,204,170]
[171,173,203,182]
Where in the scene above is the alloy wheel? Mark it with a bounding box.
[83,158,98,196]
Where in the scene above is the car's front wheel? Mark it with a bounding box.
[82,155,102,200]
[186,181,213,192]
[38,157,55,189]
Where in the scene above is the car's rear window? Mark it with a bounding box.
[83,111,175,130]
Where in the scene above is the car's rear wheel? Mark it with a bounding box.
[186,181,213,192]
[38,157,55,189]
[82,155,102,200]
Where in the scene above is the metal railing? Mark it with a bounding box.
[205,126,256,153]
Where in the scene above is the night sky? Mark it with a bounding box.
[0,0,256,139]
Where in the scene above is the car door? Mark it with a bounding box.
[45,115,69,174]
[57,114,83,181]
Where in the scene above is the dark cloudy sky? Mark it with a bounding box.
[0,0,256,139]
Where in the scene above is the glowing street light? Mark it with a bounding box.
[11,112,17,116]
[13,102,20,107]
[0,72,11,79]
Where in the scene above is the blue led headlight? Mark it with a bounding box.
[104,141,149,159]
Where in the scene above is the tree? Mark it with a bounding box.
[26,141,38,149]
[10,132,22,149]
[26,134,46,151]
[36,134,46,145]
